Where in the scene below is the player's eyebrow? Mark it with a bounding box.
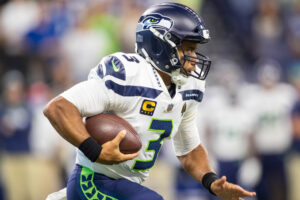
[184,46,197,52]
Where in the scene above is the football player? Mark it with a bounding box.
[44,3,256,200]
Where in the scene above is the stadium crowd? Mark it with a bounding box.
[0,0,300,200]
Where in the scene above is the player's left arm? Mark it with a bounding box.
[177,144,256,200]
[177,143,213,182]
[175,102,255,200]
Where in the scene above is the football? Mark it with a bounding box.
[85,113,142,154]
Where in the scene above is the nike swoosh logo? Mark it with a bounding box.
[112,59,120,72]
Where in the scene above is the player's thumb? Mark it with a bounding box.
[114,130,127,144]
[123,150,140,160]
[218,176,226,187]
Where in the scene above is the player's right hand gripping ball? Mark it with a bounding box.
[85,113,142,154]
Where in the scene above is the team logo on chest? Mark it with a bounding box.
[140,100,157,116]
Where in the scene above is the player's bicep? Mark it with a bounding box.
[60,79,110,117]
[172,103,201,156]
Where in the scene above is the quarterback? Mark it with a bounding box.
[44,3,256,200]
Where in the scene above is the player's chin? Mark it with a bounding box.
[179,68,189,77]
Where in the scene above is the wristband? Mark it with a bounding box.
[78,137,102,162]
[202,172,218,195]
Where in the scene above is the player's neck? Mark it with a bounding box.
[156,69,171,87]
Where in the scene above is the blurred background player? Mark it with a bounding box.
[0,71,33,200]
[203,59,257,192]
[247,59,296,200]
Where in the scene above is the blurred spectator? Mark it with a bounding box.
[48,57,73,96]
[0,70,33,200]
[27,81,75,199]
[286,0,300,60]
[251,0,289,64]
[119,0,144,52]
[87,1,121,55]
[60,9,107,82]
[26,58,47,84]
[248,59,296,200]
[204,0,256,63]
[287,65,300,200]
[23,0,71,58]
[285,0,300,78]
[0,0,39,53]
[0,0,37,77]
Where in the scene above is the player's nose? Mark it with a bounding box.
[189,52,197,65]
[186,62,196,73]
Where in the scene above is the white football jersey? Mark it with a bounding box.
[203,87,255,161]
[246,84,296,154]
[60,52,205,183]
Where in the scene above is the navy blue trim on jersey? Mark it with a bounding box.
[97,64,104,78]
[104,56,126,80]
[179,90,203,102]
[105,80,162,98]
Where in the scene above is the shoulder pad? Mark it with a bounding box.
[96,52,144,81]
[101,54,126,80]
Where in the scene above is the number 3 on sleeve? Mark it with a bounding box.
[131,119,173,171]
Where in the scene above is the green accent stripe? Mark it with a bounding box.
[80,166,118,200]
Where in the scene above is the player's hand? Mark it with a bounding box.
[211,176,256,200]
[96,130,140,165]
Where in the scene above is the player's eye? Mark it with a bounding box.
[184,48,193,54]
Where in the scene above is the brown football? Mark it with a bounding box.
[85,113,142,154]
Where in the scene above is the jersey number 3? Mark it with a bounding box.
[131,119,173,171]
